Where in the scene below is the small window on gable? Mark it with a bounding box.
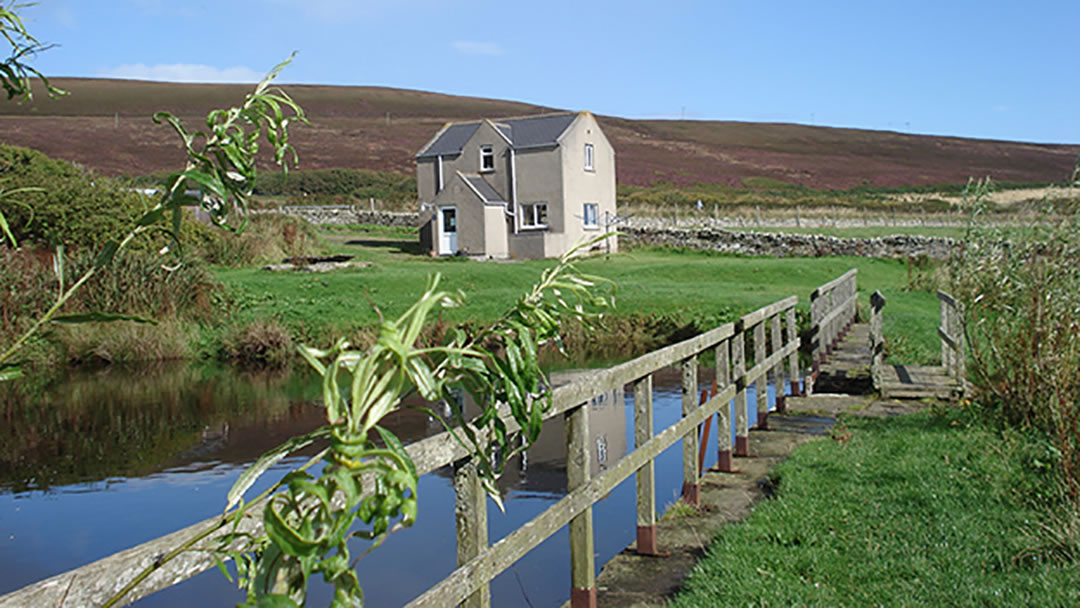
[480,145,495,172]
[584,143,595,172]
[521,202,548,229]
[583,203,599,228]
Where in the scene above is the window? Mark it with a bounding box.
[521,202,548,228]
[584,143,594,171]
[480,145,495,172]
[583,203,599,228]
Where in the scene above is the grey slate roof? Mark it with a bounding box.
[461,174,505,203]
[419,123,480,157]
[417,112,578,158]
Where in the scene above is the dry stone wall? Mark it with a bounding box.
[276,205,420,227]
[620,226,955,259]
[271,206,956,259]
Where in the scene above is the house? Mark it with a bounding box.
[416,111,617,259]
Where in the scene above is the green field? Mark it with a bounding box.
[670,409,1080,606]
[214,232,942,365]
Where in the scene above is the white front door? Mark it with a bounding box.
[438,206,458,255]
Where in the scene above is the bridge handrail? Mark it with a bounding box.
[0,287,815,608]
[808,268,858,393]
[937,290,966,389]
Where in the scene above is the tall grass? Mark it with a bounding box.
[950,178,1080,496]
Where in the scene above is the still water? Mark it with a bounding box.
[0,362,785,606]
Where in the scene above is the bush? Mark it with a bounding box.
[0,247,220,361]
[0,144,145,251]
[198,213,327,266]
[253,167,417,204]
[950,178,1080,496]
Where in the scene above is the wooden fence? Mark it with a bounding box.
[0,280,822,608]
[807,269,858,394]
[869,289,966,399]
[937,290,966,390]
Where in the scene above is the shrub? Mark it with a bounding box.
[950,177,1080,496]
[198,213,327,266]
[220,319,294,367]
[0,144,145,251]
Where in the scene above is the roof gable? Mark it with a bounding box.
[417,112,579,158]
[460,173,506,203]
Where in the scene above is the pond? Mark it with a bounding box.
[0,361,788,606]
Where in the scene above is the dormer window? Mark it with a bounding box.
[584,143,594,172]
[480,145,495,172]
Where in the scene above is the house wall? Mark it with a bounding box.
[483,205,509,258]
[447,121,511,200]
[418,154,464,204]
[513,146,563,256]
[432,179,487,255]
[557,112,618,255]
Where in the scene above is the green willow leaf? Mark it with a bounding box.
[0,208,15,247]
[0,364,23,383]
[226,426,333,512]
[51,312,157,325]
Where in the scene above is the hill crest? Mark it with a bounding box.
[1,78,1076,189]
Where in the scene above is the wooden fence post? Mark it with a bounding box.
[808,290,821,395]
[453,459,490,608]
[633,375,660,555]
[681,356,700,505]
[770,312,785,412]
[715,341,733,472]
[786,306,800,396]
[754,321,768,428]
[733,324,749,457]
[870,291,886,394]
[567,404,596,608]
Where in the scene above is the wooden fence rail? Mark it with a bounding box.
[1,276,825,608]
[807,268,858,394]
[937,290,966,391]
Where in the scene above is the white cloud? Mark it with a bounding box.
[97,63,263,83]
[451,41,504,57]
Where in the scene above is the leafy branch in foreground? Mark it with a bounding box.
[216,237,615,606]
[0,56,305,381]
[0,1,65,100]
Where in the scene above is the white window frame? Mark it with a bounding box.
[583,202,599,229]
[480,145,495,172]
[521,202,548,229]
[584,143,594,172]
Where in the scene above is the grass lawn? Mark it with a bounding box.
[213,234,942,364]
[671,409,1080,607]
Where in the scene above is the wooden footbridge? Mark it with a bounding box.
[0,269,966,608]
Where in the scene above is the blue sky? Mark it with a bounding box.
[18,0,1080,144]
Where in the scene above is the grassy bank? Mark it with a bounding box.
[671,409,1080,607]
[213,239,942,365]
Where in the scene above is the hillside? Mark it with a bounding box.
[1,78,1077,189]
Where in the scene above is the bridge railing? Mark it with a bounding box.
[807,268,858,394]
[937,290,966,390]
[1,289,814,608]
[869,290,887,391]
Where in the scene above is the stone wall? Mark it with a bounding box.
[620,226,956,259]
[275,205,420,227]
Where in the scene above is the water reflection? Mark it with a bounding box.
[0,362,784,607]
[0,362,326,493]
